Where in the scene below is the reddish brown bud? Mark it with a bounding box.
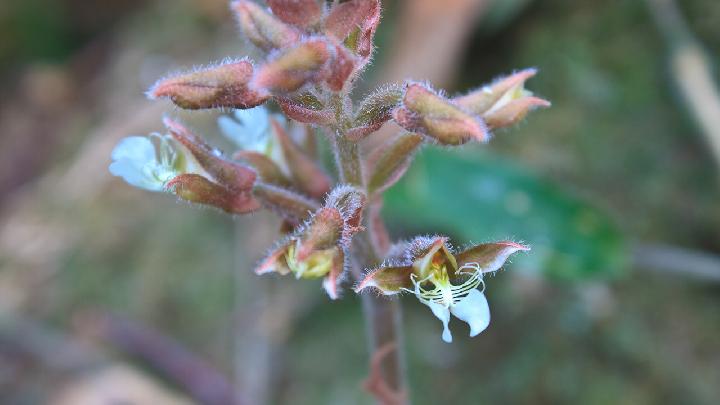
[164,118,257,192]
[253,39,330,93]
[324,185,366,245]
[296,207,344,261]
[367,132,423,194]
[167,173,260,214]
[271,119,331,199]
[267,0,322,28]
[148,60,269,110]
[232,0,300,51]
[325,43,357,91]
[394,83,488,145]
[253,182,319,222]
[325,0,380,59]
[233,150,290,187]
[276,95,334,125]
[454,68,550,129]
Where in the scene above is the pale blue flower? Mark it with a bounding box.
[109,134,186,192]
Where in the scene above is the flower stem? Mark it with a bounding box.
[330,92,409,403]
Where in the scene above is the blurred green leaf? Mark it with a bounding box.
[384,148,628,279]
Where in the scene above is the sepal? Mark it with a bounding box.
[148,60,269,110]
[164,118,257,192]
[455,241,530,274]
[454,68,550,129]
[267,0,323,29]
[166,173,260,214]
[275,95,334,125]
[325,0,380,60]
[232,0,300,51]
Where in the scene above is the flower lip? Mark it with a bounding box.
[403,262,485,309]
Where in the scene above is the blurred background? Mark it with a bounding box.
[1,0,719,404]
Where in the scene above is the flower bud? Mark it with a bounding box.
[267,0,322,29]
[271,119,331,199]
[296,207,344,261]
[148,60,269,110]
[393,83,488,145]
[254,185,365,299]
[166,173,260,214]
[324,185,366,245]
[232,0,300,51]
[347,83,402,140]
[252,39,330,93]
[164,118,257,192]
[366,132,423,194]
[325,0,380,59]
[454,68,550,129]
[275,95,334,125]
[325,42,357,91]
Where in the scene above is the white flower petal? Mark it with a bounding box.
[450,289,490,337]
[423,300,453,343]
[109,136,180,192]
[111,136,155,162]
[109,160,165,191]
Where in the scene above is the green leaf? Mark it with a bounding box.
[383,148,628,280]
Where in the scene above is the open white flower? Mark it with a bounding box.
[356,237,530,343]
[109,134,187,191]
[407,262,490,343]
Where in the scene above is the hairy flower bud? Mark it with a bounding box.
[454,68,550,130]
[323,185,366,245]
[267,0,322,28]
[325,0,380,59]
[167,173,260,214]
[348,84,403,140]
[148,60,269,110]
[232,0,300,51]
[254,185,365,299]
[275,95,334,125]
[164,118,257,193]
[252,39,330,93]
[393,83,488,145]
[325,42,358,91]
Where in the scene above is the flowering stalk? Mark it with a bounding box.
[108,1,548,403]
